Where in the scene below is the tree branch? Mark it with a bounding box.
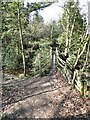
[27,2,55,13]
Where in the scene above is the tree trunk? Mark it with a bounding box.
[85,36,90,67]
[74,42,87,68]
[65,12,69,57]
[82,39,90,71]
[69,17,75,49]
[17,1,26,76]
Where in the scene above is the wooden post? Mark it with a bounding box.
[53,50,56,70]
[38,53,42,76]
[50,47,52,74]
[81,80,84,96]
[56,47,58,70]
[84,81,88,97]
[64,63,67,77]
[72,69,77,88]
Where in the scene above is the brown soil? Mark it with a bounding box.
[2,72,90,119]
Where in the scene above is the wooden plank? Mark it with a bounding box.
[42,65,50,72]
[58,56,65,65]
[41,57,50,63]
[41,61,50,67]
[58,61,65,68]
[75,79,81,86]
[75,84,81,92]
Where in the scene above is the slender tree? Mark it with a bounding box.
[17,1,26,76]
[60,0,86,58]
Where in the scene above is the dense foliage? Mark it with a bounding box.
[1,0,90,96]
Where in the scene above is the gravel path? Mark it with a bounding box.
[2,73,90,119]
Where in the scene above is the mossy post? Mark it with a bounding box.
[84,82,88,97]
[80,80,85,96]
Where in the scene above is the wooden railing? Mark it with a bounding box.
[56,50,90,97]
[33,51,51,77]
[32,47,90,97]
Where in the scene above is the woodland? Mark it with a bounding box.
[1,0,90,119]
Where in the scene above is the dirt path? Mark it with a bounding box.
[2,72,90,119]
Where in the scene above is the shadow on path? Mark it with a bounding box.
[2,73,90,119]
